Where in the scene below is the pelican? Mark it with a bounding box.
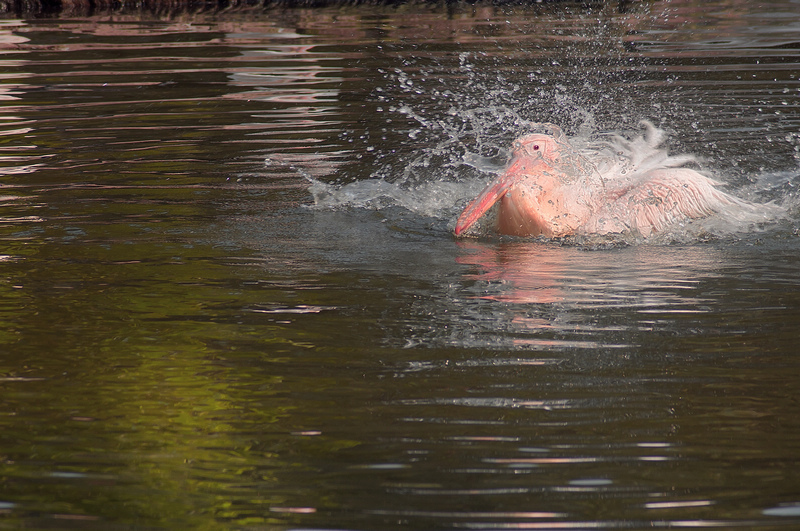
[455,123,746,238]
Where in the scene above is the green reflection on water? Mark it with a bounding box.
[0,191,333,527]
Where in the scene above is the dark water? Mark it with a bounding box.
[1,1,800,529]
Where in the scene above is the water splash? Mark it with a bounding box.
[304,8,799,244]
[309,118,792,245]
[309,177,478,219]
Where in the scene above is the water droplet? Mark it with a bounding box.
[764,504,800,517]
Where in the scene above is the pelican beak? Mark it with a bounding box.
[454,156,530,236]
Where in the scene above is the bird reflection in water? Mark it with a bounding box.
[457,240,569,305]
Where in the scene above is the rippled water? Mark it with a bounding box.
[1,1,800,529]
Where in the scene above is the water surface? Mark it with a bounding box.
[1,1,800,529]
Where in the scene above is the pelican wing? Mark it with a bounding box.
[587,168,741,237]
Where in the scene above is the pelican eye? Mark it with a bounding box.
[532,144,540,151]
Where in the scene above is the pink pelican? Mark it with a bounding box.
[455,122,746,238]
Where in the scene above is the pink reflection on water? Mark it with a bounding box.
[456,240,567,305]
